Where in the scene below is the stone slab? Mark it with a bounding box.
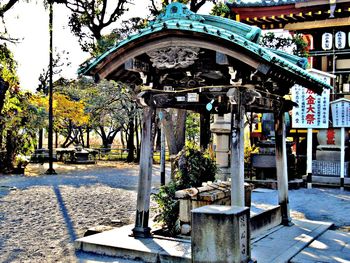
[76,219,333,263]
[251,219,333,263]
[75,224,191,263]
[291,230,350,263]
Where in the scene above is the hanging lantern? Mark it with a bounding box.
[322,33,333,50]
[335,31,346,49]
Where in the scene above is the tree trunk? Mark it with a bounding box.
[38,128,43,149]
[135,115,140,162]
[55,131,58,148]
[162,110,178,156]
[0,123,4,149]
[5,130,15,172]
[126,116,135,162]
[86,126,90,148]
[155,126,161,151]
[120,129,125,149]
[162,109,187,179]
[175,109,186,152]
[98,126,109,149]
[200,111,211,150]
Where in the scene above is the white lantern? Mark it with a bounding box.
[335,31,346,49]
[322,33,333,50]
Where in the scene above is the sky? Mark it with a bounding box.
[3,0,213,92]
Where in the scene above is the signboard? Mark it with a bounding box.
[335,31,346,49]
[330,98,350,127]
[187,93,199,102]
[292,86,330,128]
[322,33,333,50]
[291,69,333,129]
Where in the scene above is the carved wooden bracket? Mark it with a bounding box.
[147,46,200,69]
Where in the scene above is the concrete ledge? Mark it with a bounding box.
[251,205,282,239]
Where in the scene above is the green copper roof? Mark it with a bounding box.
[78,2,331,91]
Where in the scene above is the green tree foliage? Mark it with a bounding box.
[0,45,42,172]
[185,112,199,143]
[260,32,309,57]
[153,143,216,236]
[210,1,230,17]
[57,77,140,149]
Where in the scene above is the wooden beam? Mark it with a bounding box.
[305,11,313,17]
[295,12,305,20]
[288,13,298,21]
[96,36,261,80]
[278,14,289,21]
[230,89,245,207]
[285,17,350,30]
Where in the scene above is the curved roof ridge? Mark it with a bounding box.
[78,2,331,91]
[268,49,308,69]
[201,14,261,43]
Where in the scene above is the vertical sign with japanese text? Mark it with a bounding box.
[331,99,350,127]
[291,85,330,128]
[291,69,332,129]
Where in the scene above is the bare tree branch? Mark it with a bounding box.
[0,0,19,17]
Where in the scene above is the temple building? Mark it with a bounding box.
[227,0,350,97]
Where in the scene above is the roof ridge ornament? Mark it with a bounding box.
[156,2,205,23]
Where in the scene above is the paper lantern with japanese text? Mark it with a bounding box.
[322,33,333,50]
[335,31,346,49]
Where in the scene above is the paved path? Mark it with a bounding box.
[291,230,350,263]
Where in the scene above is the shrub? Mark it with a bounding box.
[152,143,216,236]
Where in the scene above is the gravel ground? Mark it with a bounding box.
[1,162,350,262]
[0,162,164,263]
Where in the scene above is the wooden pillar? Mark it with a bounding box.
[306,128,313,188]
[160,121,166,186]
[274,111,291,226]
[200,111,211,150]
[340,127,345,190]
[230,92,245,207]
[132,107,155,237]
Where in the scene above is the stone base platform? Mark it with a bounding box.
[304,175,350,187]
[75,219,332,263]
